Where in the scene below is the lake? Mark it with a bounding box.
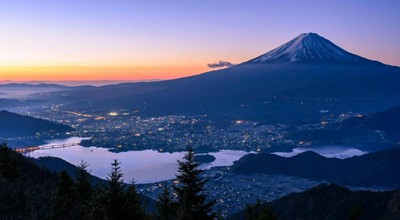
[272,145,367,159]
[28,137,252,184]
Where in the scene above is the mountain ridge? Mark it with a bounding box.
[232,148,400,188]
[230,184,400,220]
[0,110,74,138]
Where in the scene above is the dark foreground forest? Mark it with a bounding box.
[1,144,399,220]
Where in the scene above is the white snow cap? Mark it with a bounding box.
[249,33,367,63]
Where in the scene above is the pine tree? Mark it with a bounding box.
[75,161,93,220]
[0,144,30,218]
[245,200,277,220]
[173,146,215,220]
[0,143,21,182]
[156,185,175,220]
[101,159,126,220]
[51,171,79,220]
[348,207,363,220]
[92,159,148,220]
[124,180,146,219]
[75,161,92,199]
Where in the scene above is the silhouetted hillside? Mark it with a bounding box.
[0,144,59,218]
[33,157,104,185]
[230,184,400,220]
[338,106,400,133]
[233,149,400,187]
[0,110,74,138]
[0,144,155,219]
[0,83,67,89]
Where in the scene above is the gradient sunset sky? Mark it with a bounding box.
[1,0,399,82]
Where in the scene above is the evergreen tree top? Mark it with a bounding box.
[173,146,215,220]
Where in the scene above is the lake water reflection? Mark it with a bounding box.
[29,137,252,184]
[272,146,367,159]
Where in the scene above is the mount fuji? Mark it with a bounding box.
[43,33,400,123]
[246,32,373,64]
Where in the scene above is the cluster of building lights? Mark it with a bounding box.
[108,112,118,116]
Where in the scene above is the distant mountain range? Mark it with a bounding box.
[0,83,73,110]
[0,110,73,138]
[0,80,161,86]
[38,33,400,124]
[232,149,400,188]
[230,183,400,220]
[0,83,68,89]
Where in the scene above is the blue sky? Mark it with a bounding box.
[0,0,399,80]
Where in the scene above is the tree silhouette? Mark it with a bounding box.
[75,161,92,199]
[92,159,147,220]
[100,159,126,219]
[156,185,175,220]
[348,207,363,220]
[124,180,146,219]
[173,146,215,220]
[51,171,79,220]
[75,161,93,219]
[0,143,20,182]
[245,200,277,220]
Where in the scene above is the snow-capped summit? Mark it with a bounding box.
[247,33,370,64]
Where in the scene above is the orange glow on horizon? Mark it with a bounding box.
[0,65,209,81]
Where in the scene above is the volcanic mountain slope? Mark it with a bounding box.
[246,32,372,64]
[42,33,400,123]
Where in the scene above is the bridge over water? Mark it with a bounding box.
[14,141,86,154]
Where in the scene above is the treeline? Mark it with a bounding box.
[1,143,57,219]
[3,143,397,220]
[0,144,220,220]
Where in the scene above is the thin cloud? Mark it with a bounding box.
[207,60,234,68]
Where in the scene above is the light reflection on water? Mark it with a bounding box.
[29,137,252,184]
[272,146,367,159]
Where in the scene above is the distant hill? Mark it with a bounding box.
[0,83,69,98]
[33,157,104,185]
[0,110,74,138]
[0,83,68,89]
[230,184,400,220]
[0,98,28,106]
[233,149,400,188]
[0,83,94,91]
[338,105,400,133]
[0,98,45,108]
